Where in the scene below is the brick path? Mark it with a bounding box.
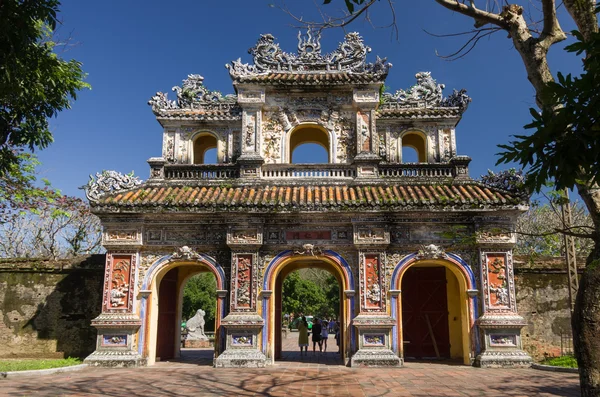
[0,332,580,396]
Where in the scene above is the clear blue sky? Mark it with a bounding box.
[40,0,581,198]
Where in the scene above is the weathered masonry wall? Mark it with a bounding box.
[514,255,583,361]
[0,255,105,359]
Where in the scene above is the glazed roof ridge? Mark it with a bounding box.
[89,180,526,212]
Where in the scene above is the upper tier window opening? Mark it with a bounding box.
[193,133,218,164]
[401,131,427,163]
[289,124,331,164]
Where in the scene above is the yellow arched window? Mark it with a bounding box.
[401,131,427,163]
[193,133,218,164]
[289,124,330,163]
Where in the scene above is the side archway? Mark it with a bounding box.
[139,251,226,365]
[389,252,478,364]
[261,250,355,362]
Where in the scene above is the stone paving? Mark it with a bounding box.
[0,333,580,396]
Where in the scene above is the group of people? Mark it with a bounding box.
[297,316,341,356]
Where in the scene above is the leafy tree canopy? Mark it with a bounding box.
[0,0,89,175]
[282,270,340,319]
[498,25,600,193]
[182,272,217,331]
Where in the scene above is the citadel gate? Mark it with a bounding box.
[83,31,532,368]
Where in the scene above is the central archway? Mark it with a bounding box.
[262,250,355,364]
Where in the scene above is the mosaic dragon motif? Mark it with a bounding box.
[227,30,391,77]
[382,72,471,109]
[83,170,142,202]
[148,74,237,112]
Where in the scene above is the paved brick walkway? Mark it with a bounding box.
[0,333,580,396]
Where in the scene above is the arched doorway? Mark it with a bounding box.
[142,253,226,366]
[391,254,476,365]
[275,265,342,362]
[262,251,354,364]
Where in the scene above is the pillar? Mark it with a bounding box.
[475,248,532,367]
[351,223,401,367]
[85,251,145,367]
[214,225,266,367]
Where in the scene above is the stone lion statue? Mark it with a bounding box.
[185,309,208,340]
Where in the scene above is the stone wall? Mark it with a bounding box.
[514,255,582,361]
[0,255,105,359]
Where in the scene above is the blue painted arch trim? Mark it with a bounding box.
[138,253,227,356]
[261,249,356,355]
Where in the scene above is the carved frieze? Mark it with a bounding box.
[104,229,140,245]
[227,227,262,246]
[144,227,226,246]
[354,225,389,246]
[481,251,516,312]
[360,253,385,312]
[103,253,136,312]
[231,253,256,311]
[476,226,515,244]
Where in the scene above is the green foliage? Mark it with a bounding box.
[0,152,60,224]
[282,270,340,318]
[182,273,217,332]
[497,28,600,192]
[0,357,81,372]
[0,0,90,175]
[541,355,578,368]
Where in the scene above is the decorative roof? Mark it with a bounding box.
[226,31,391,84]
[148,74,240,117]
[380,72,471,112]
[89,182,524,213]
[83,170,142,202]
[377,107,463,120]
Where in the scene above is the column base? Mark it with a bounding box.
[214,349,267,368]
[351,349,402,367]
[84,351,146,368]
[474,350,532,368]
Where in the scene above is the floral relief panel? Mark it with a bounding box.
[103,254,135,312]
[485,253,510,309]
[362,254,384,311]
[234,254,253,310]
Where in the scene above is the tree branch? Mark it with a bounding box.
[562,0,599,42]
[539,0,567,47]
[433,0,509,29]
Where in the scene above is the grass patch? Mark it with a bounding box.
[0,357,82,372]
[541,355,578,368]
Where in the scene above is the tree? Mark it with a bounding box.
[516,200,593,258]
[282,271,334,317]
[0,152,59,224]
[0,191,103,259]
[292,0,600,392]
[0,0,89,175]
[182,273,217,332]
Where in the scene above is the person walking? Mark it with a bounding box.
[311,318,322,354]
[298,316,309,356]
[320,319,329,352]
[334,321,341,353]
